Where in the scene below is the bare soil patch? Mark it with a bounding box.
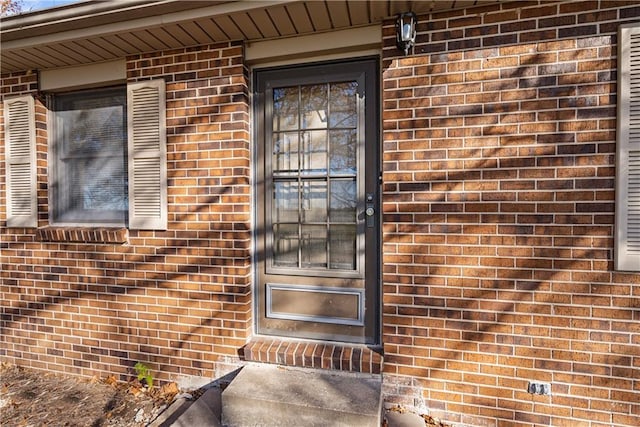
[0,363,175,427]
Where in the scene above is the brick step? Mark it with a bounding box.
[221,364,382,427]
[242,338,383,374]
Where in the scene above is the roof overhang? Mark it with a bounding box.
[1,0,503,74]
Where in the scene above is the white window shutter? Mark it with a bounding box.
[616,24,640,271]
[4,96,37,228]
[127,80,167,230]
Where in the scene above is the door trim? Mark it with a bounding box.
[245,25,381,65]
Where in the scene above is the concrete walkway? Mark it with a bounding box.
[222,364,381,427]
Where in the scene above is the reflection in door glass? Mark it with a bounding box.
[273,87,298,131]
[301,225,327,268]
[273,181,299,223]
[329,130,357,175]
[301,131,327,175]
[329,82,358,128]
[273,132,299,176]
[330,224,356,270]
[302,180,327,223]
[274,224,298,267]
[301,84,327,129]
[329,179,356,222]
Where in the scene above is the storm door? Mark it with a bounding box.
[255,59,379,344]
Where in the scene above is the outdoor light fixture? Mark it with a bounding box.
[396,12,417,55]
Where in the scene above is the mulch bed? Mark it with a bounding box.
[0,363,177,427]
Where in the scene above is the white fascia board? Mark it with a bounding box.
[245,25,382,64]
[2,0,292,50]
[1,0,154,31]
[40,59,126,91]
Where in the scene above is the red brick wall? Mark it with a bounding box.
[381,1,640,426]
[3,2,640,426]
[0,42,251,383]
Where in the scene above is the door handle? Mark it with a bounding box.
[365,193,375,227]
[365,205,375,227]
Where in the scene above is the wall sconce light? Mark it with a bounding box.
[396,12,417,55]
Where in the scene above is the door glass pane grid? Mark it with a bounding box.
[271,81,359,272]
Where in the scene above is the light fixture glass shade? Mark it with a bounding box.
[395,12,417,55]
[402,23,413,41]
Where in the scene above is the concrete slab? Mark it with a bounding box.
[152,388,222,427]
[222,364,382,427]
[173,387,222,427]
[148,398,193,427]
[384,410,426,427]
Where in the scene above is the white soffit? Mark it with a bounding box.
[245,25,382,64]
[40,59,126,91]
[1,1,505,74]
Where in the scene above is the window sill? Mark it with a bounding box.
[36,227,128,244]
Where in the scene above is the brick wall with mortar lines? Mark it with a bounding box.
[3,2,640,426]
[382,2,640,427]
[0,41,251,383]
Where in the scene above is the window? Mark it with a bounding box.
[51,87,128,225]
[616,23,640,271]
[3,79,167,231]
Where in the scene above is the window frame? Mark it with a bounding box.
[49,85,129,227]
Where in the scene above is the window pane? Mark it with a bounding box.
[274,224,298,267]
[273,181,299,223]
[330,224,356,270]
[273,87,298,131]
[329,82,358,128]
[67,156,127,211]
[329,129,357,175]
[302,180,327,223]
[59,106,125,155]
[301,84,327,129]
[273,132,299,176]
[301,130,327,175]
[330,179,356,222]
[53,87,127,224]
[301,225,327,268]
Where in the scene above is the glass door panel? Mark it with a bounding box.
[269,81,359,274]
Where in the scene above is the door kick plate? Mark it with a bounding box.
[266,283,365,326]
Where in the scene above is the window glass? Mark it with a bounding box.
[52,87,127,224]
[269,81,359,272]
